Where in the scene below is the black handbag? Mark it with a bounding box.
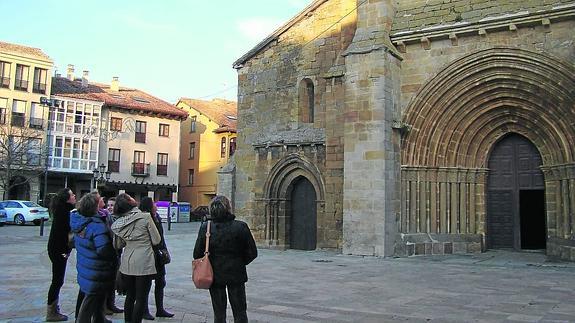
[156,248,171,265]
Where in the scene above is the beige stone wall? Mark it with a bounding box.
[235,0,357,248]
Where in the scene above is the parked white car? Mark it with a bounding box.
[0,204,6,226]
[0,200,49,225]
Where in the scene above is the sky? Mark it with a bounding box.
[0,0,313,104]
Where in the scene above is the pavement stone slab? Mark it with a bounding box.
[1,222,575,322]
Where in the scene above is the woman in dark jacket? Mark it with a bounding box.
[193,195,258,323]
[71,192,117,323]
[140,196,174,319]
[46,187,76,322]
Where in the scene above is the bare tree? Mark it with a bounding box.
[0,122,49,200]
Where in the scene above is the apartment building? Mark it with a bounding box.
[51,73,187,202]
[47,65,104,197]
[0,41,53,202]
[176,98,237,208]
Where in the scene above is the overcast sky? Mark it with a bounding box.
[0,0,312,103]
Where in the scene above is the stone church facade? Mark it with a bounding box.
[230,0,575,261]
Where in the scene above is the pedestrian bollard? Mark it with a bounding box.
[167,213,171,231]
[39,217,45,236]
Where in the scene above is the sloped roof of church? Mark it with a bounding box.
[0,41,53,62]
[234,0,574,66]
[178,98,237,133]
[52,77,187,119]
[233,0,328,68]
[392,0,572,34]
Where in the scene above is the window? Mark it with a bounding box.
[159,123,169,137]
[157,153,168,176]
[229,137,237,157]
[189,142,195,159]
[133,150,146,174]
[0,97,7,124]
[15,64,29,91]
[0,61,10,88]
[188,169,194,185]
[108,148,120,172]
[33,68,47,94]
[220,137,227,158]
[29,103,43,129]
[190,116,196,133]
[11,100,26,127]
[135,120,146,143]
[298,78,314,123]
[110,117,122,131]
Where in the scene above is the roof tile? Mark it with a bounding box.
[51,77,187,119]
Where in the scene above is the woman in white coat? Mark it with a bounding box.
[111,194,161,323]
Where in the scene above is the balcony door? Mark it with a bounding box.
[133,151,146,174]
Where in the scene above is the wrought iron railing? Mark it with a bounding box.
[131,162,150,177]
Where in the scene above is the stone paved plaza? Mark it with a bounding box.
[1,222,575,323]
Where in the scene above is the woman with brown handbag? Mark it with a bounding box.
[193,195,258,323]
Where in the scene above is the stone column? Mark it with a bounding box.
[342,0,401,256]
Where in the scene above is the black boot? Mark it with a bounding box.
[106,289,124,313]
[143,298,155,320]
[155,291,174,318]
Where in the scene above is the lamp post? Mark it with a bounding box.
[92,163,111,190]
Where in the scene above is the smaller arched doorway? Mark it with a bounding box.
[487,134,546,250]
[288,176,317,250]
[8,176,30,200]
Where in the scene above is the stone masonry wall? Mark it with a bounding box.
[235,0,357,248]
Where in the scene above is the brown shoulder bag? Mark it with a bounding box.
[192,221,213,289]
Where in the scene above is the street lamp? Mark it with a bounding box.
[92,163,111,189]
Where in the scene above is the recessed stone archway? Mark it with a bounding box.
[262,153,325,249]
[398,47,575,260]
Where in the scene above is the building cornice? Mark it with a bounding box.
[391,4,575,49]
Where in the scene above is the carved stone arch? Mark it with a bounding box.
[401,47,575,168]
[397,47,575,260]
[262,153,325,248]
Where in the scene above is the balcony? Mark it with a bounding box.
[157,165,168,176]
[131,162,150,177]
[29,117,43,129]
[33,82,47,94]
[135,132,146,143]
[14,79,28,91]
[0,76,9,88]
[11,113,25,127]
[0,110,6,125]
[108,161,120,173]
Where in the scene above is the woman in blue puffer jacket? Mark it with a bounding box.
[70,192,118,323]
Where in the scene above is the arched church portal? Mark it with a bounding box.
[262,154,325,249]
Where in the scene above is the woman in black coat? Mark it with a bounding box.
[140,196,174,319]
[193,195,258,323]
[46,187,76,322]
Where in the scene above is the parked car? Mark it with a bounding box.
[190,205,209,222]
[0,200,49,225]
[0,204,6,226]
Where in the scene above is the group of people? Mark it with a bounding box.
[45,189,174,323]
[45,190,258,323]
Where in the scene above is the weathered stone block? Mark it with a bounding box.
[444,242,453,254]
[432,242,444,255]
